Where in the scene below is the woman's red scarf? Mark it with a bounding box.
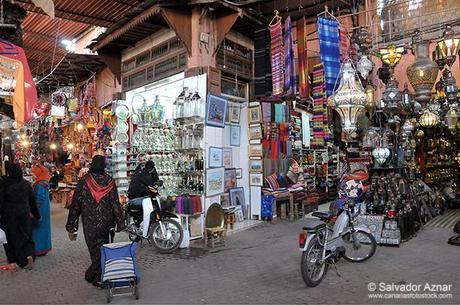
[85,174,115,204]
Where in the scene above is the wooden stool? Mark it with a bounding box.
[204,227,227,248]
[224,211,235,230]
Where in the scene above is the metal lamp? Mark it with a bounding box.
[445,106,459,133]
[329,61,367,137]
[419,109,440,127]
[382,77,403,116]
[437,25,460,68]
[372,147,391,167]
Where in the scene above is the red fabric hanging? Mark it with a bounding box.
[297,17,309,99]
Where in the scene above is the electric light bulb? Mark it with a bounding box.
[50,143,58,150]
[21,140,29,147]
[66,143,74,150]
[77,123,84,131]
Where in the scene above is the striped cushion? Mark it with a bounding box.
[102,256,136,281]
[265,173,280,190]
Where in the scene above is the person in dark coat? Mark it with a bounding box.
[0,163,40,270]
[65,155,125,287]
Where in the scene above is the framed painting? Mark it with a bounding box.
[249,173,264,186]
[249,159,263,173]
[248,124,262,140]
[235,168,243,179]
[230,125,240,147]
[230,104,241,124]
[221,193,230,207]
[223,147,233,168]
[229,187,245,207]
[208,146,223,168]
[224,168,237,192]
[248,104,262,124]
[205,94,228,128]
[205,167,225,197]
[249,144,263,158]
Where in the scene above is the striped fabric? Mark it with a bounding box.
[339,26,350,61]
[317,17,341,96]
[426,210,460,229]
[265,173,280,190]
[269,19,284,97]
[284,16,296,96]
[297,17,309,99]
[102,257,136,281]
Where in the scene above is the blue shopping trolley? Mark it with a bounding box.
[101,241,139,303]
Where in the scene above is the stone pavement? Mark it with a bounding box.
[1,205,459,305]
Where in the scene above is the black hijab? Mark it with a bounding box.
[6,163,23,182]
[89,155,106,174]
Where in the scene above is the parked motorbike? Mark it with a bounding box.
[124,181,184,253]
[299,200,377,287]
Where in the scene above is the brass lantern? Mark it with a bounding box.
[419,109,440,128]
[378,44,405,69]
[445,106,459,133]
[437,25,460,68]
[329,61,367,137]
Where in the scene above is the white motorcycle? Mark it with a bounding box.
[298,200,377,287]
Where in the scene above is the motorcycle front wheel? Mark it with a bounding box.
[300,237,327,287]
[150,219,184,254]
[341,230,376,262]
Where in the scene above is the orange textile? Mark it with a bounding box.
[32,165,51,185]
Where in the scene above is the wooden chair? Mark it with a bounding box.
[204,203,227,248]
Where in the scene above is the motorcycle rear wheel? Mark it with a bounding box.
[150,219,183,254]
[342,230,376,262]
[300,237,327,287]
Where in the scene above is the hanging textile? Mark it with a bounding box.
[302,112,311,147]
[0,39,38,125]
[274,104,284,123]
[312,64,328,148]
[255,26,272,97]
[262,102,272,122]
[297,17,309,99]
[269,19,284,97]
[317,17,341,96]
[284,16,296,96]
[339,26,350,61]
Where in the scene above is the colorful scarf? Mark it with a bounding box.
[262,102,272,122]
[269,19,284,97]
[312,64,328,148]
[85,174,115,204]
[339,26,350,61]
[284,16,296,96]
[254,26,272,97]
[32,165,51,186]
[317,17,341,96]
[297,17,309,99]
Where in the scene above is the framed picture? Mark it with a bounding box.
[230,104,241,124]
[248,124,262,140]
[248,105,262,124]
[249,159,263,173]
[205,167,225,197]
[250,173,264,186]
[229,187,245,207]
[230,125,240,147]
[223,148,232,168]
[224,169,237,192]
[249,144,263,158]
[221,193,230,207]
[235,168,242,179]
[208,146,223,168]
[205,94,228,128]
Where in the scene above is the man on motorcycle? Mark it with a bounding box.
[127,161,159,238]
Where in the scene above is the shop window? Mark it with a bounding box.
[122,77,128,89]
[128,70,146,88]
[169,37,183,51]
[146,66,154,81]
[151,42,169,60]
[155,57,178,79]
[136,51,150,67]
[122,59,135,73]
[221,76,247,99]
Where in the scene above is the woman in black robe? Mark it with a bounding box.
[0,163,40,270]
[65,155,125,287]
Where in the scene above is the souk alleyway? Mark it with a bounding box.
[0,205,458,305]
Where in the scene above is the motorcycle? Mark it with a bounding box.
[298,200,377,287]
[124,181,184,253]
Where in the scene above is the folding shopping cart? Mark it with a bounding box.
[100,241,139,303]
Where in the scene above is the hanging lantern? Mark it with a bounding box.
[378,44,405,69]
[442,69,458,103]
[445,107,459,133]
[329,61,367,137]
[419,109,440,127]
[436,25,460,68]
[407,31,439,105]
[402,119,415,134]
[365,84,376,111]
[372,147,391,167]
[402,83,413,113]
[357,55,373,79]
[382,78,403,116]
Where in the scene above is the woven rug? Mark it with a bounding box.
[426,209,460,229]
[269,19,284,97]
[317,17,341,96]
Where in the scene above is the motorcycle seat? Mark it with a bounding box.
[303,219,326,232]
[312,211,333,221]
[127,202,143,212]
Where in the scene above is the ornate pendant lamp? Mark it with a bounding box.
[437,25,460,68]
[372,147,391,167]
[379,44,405,69]
[329,60,367,137]
[419,108,440,128]
[407,31,439,105]
[382,77,403,116]
[445,106,459,133]
[357,55,373,79]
